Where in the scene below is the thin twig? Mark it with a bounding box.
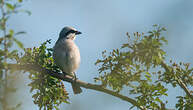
[161,61,193,100]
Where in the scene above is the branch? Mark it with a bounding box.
[7,64,146,110]
[161,62,193,100]
[176,76,193,100]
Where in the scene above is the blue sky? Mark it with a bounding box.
[8,0,193,110]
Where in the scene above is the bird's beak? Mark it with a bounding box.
[75,31,82,35]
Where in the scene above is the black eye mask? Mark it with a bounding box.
[65,30,82,36]
[65,30,77,36]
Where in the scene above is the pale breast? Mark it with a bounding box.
[53,39,80,74]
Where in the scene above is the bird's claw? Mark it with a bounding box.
[72,72,77,82]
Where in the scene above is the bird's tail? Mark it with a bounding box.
[63,72,82,94]
[71,82,82,94]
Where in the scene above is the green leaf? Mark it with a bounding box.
[0,38,3,43]
[6,3,15,10]
[15,31,26,36]
[18,0,23,2]
[32,93,39,99]
[19,9,32,15]
[145,72,151,77]
[54,106,60,110]
[9,29,14,36]
[13,38,24,49]
[145,75,152,81]
[155,97,161,103]
[160,37,168,43]
[0,25,3,30]
[153,24,158,27]
[161,27,167,31]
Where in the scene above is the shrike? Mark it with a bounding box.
[53,26,82,94]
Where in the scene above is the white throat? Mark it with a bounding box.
[66,33,76,40]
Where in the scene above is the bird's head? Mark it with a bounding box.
[59,26,82,40]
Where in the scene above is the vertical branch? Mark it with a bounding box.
[0,0,8,109]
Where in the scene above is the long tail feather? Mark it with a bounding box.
[71,82,82,94]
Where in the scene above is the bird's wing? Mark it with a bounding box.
[53,45,69,70]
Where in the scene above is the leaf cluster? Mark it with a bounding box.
[19,40,69,110]
[95,25,193,109]
[0,0,28,109]
[176,95,193,110]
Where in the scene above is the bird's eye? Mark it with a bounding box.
[70,30,76,33]
[65,30,76,36]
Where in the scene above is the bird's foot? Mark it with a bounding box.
[62,72,67,77]
[72,72,78,82]
[62,72,73,77]
[62,72,78,82]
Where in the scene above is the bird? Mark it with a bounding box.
[53,26,82,94]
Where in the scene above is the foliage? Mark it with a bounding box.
[1,1,193,110]
[0,0,29,110]
[95,25,193,109]
[176,95,193,110]
[19,40,69,110]
[1,0,69,110]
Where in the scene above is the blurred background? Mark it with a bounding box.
[8,0,193,109]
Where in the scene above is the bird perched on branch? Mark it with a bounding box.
[53,26,82,94]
